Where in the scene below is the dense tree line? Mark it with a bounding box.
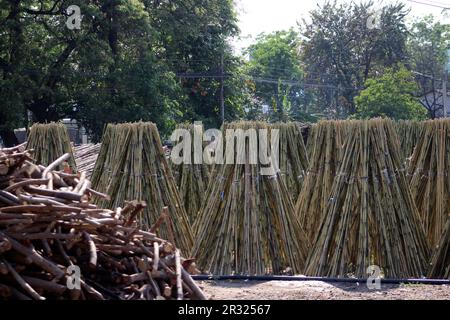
[0,1,449,146]
[0,0,241,144]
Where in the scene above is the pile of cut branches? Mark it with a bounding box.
[0,146,205,300]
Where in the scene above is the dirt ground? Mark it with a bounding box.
[199,280,450,300]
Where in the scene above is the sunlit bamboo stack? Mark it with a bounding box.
[428,217,450,279]
[90,122,193,254]
[408,119,450,248]
[191,121,310,275]
[26,123,76,172]
[171,123,210,223]
[395,120,423,161]
[275,122,309,202]
[74,143,101,178]
[294,120,349,241]
[305,119,429,278]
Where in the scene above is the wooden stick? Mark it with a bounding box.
[83,231,97,268]
[175,249,183,300]
[0,232,65,279]
[42,153,71,179]
[2,259,45,300]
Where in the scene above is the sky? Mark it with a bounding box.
[232,0,450,53]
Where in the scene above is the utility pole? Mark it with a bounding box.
[176,55,228,124]
[444,49,450,118]
[444,66,448,118]
[220,53,225,124]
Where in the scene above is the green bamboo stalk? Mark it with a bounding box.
[91,122,194,255]
[26,122,77,172]
[191,121,310,275]
[305,119,429,278]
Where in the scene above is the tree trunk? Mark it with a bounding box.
[0,129,19,147]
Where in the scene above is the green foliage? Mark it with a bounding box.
[300,1,409,117]
[0,0,447,141]
[244,30,314,122]
[354,66,428,120]
[408,15,450,118]
[0,0,240,141]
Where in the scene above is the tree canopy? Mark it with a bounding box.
[244,29,315,122]
[1,0,449,146]
[408,15,450,118]
[299,0,409,117]
[354,66,427,120]
[0,0,240,143]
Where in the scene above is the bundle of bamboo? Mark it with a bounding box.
[295,120,349,241]
[26,123,76,172]
[91,122,193,255]
[395,120,423,160]
[408,119,450,247]
[428,217,450,279]
[74,143,101,178]
[171,124,210,224]
[191,121,310,275]
[275,122,309,202]
[305,119,429,278]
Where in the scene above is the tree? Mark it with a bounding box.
[300,1,409,118]
[408,15,450,118]
[153,0,243,129]
[0,0,241,144]
[354,66,427,120]
[244,30,314,122]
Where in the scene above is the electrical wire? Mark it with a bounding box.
[406,0,450,9]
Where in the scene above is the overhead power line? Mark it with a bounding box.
[406,0,450,9]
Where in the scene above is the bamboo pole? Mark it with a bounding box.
[295,120,349,242]
[91,122,194,255]
[170,123,211,224]
[26,122,77,173]
[304,119,430,278]
[408,119,450,247]
[191,121,310,275]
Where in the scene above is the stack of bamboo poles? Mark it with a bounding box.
[26,123,77,172]
[191,121,310,275]
[295,121,350,241]
[428,218,450,279]
[297,122,311,145]
[275,122,309,202]
[395,120,424,161]
[408,119,450,248]
[305,119,429,278]
[90,122,193,255]
[74,143,101,178]
[171,124,210,224]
